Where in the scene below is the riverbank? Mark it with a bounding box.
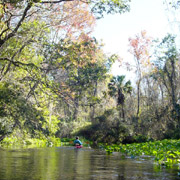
[0,136,91,149]
[1,136,180,168]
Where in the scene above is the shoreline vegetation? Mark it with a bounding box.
[1,137,180,169]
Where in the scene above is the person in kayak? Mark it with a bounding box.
[74,136,83,148]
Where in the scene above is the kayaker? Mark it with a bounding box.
[74,136,83,147]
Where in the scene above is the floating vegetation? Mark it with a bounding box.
[103,139,180,167]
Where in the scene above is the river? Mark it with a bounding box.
[0,146,180,180]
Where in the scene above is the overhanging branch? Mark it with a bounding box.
[41,0,74,3]
[0,3,32,47]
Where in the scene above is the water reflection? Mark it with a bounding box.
[0,147,179,180]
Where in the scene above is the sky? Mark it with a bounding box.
[93,0,172,78]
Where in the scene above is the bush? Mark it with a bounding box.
[77,109,130,144]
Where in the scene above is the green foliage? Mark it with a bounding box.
[0,82,48,139]
[0,124,61,148]
[153,34,180,122]
[1,0,180,152]
[77,108,130,143]
[103,139,180,167]
[0,136,91,148]
[0,0,132,145]
[108,75,132,106]
[0,135,61,149]
[164,127,180,139]
[91,0,131,19]
[154,34,178,69]
[133,134,150,143]
[56,118,91,138]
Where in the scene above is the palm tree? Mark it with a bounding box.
[108,75,132,120]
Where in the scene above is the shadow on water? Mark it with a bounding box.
[0,146,180,180]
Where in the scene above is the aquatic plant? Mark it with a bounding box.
[104,139,180,167]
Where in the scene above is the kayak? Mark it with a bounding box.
[75,145,83,149]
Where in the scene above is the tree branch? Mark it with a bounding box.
[41,0,74,3]
[0,3,32,47]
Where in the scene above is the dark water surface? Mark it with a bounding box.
[0,147,180,180]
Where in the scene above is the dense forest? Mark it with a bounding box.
[0,0,180,145]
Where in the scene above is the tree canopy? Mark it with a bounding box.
[1,0,180,145]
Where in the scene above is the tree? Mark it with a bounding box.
[108,75,132,120]
[0,0,131,140]
[0,0,130,101]
[0,0,130,47]
[0,82,48,141]
[41,37,115,122]
[128,30,152,118]
[153,34,180,123]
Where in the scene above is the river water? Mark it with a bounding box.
[0,146,180,180]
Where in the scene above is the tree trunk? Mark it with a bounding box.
[136,79,141,118]
[90,81,98,124]
[73,97,79,120]
[121,104,125,121]
[164,60,179,121]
